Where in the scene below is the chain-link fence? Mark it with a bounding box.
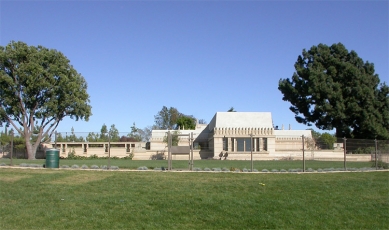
[269,135,388,171]
[1,130,388,171]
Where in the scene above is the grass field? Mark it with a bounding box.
[0,158,376,171]
[0,168,388,229]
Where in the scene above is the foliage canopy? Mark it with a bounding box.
[279,43,389,139]
[0,41,92,159]
[154,106,197,130]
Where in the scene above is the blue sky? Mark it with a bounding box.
[1,0,388,133]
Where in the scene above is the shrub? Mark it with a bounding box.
[71,164,79,169]
[101,165,108,169]
[204,168,211,171]
[67,148,87,160]
[193,167,202,171]
[271,169,279,172]
[90,165,99,169]
[88,154,99,159]
[212,168,221,172]
[252,169,259,172]
[0,163,6,166]
[323,168,334,172]
[19,163,28,167]
[230,167,237,171]
[234,168,241,172]
[150,152,165,160]
[222,167,230,172]
[137,166,148,170]
[127,150,134,160]
[154,167,161,171]
[61,165,69,168]
[307,168,314,172]
[317,168,323,172]
[110,166,119,170]
[280,169,287,173]
[262,169,269,172]
[242,168,248,172]
[372,160,389,169]
[81,164,89,169]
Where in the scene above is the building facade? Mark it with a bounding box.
[150,112,313,160]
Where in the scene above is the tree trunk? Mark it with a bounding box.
[25,141,37,160]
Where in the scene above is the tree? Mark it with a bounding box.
[163,131,180,146]
[154,106,181,130]
[279,43,389,140]
[176,115,196,130]
[318,133,336,150]
[127,122,142,142]
[141,125,154,142]
[86,132,100,142]
[0,41,92,159]
[198,119,207,124]
[99,124,108,141]
[109,124,119,142]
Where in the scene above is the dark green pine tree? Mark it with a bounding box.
[279,43,389,140]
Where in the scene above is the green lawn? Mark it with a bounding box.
[0,158,375,171]
[0,168,388,229]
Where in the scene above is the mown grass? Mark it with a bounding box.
[0,168,388,229]
[0,158,373,171]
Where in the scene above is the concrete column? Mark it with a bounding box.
[214,136,224,157]
[254,138,257,152]
[267,137,276,155]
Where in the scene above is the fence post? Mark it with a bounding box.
[302,135,305,172]
[168,131,172,170]
[343,137,347,170]
[54,131,57,149]
[190,132,194,171]
[10,130,14,166]
[107,132,111,170]
[375,139,378,170]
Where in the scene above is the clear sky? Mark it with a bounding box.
[1,0,388,133]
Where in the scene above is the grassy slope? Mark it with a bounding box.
[0,169,388,229]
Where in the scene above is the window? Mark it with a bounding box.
[263,138,267,151]
[237,139,244,151]
[245,138,252,152]
[235,138,254,152]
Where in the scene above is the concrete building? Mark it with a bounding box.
[150,112,313,160]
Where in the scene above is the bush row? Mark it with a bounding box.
[0,163,387,171]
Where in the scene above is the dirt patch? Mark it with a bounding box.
[0,175,31,182]
[49,173,112,185]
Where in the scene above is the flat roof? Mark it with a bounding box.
[209,112,273,129]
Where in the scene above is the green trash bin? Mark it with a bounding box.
[45,149,60,168]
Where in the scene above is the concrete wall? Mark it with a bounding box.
[47,142,147,158]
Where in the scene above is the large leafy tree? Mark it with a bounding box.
[0,41,92,159]
[176,115,196,130]
[154,106,181,130]
[154,106,200,130]
[279,43,389,140]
